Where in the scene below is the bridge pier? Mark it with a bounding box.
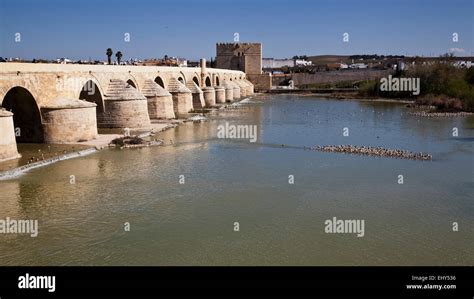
[235,81,248,97]
[232,82,241,100]
[214,86,226,103]
[186,81,205,110]
[222,81,234,102]
[243,79,255,94]
[41,98,97,143]
[168,78,193,118]
[239,80,252,96]
[99,79,151,128]
[202,87,216,107]
[0,109,21,162]
[142,80,175,119]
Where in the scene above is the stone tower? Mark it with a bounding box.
[215,43,262,75]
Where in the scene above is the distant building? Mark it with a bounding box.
[178,59,187,67]
[56,58,72,64]
[454,60,473,68]
[295,59,312,66]
[262,58,312,69]
[139,57,186,67]
[262,58,294,69]
[396,61,406,71]
[340,63,349,69]
[325,63,350,70]
[349,63,368,69]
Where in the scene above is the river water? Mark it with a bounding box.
[0,94,473,266]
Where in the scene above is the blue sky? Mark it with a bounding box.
[0,0,472,60]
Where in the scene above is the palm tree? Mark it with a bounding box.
[116,51,123,65]
[106,48,113,64]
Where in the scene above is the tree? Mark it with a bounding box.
[106,48,113,64]
[116,51,123,64]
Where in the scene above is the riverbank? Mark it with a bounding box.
[282,91,474,116]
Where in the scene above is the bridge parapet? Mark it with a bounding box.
[167,77,193,117]
[142,80,175,119]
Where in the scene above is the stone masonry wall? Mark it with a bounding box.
[215,43,262,75]
[0,111,20,162]
[147,95,175,119]
[272,69,391,87]
[99,99,151,128]
[171,92,193,117]
[215,87,226,103]
[247,74,272,91]
[41,106,97,143]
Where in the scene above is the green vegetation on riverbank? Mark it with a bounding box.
[359,63,474,112]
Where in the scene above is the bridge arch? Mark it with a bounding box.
[192,76,200,86]
[79,80,105,114]
[176,71,187,85]
[126,79,137,88]
[154,76,166,88]
[205,76,211,87]
[1,86,44,143]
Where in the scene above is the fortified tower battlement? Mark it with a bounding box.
[215,43,262,75]
[215,42,271,91]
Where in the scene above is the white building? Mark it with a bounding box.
[263,58,312,68]
[339,63,349,69]
[177,58,187,67]
[349,63,368,69]
[295,59,312,66]
[454,60,473,68]
[56,58,72,64]
[263,58,294,68]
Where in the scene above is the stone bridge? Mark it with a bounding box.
[0,61,254,162]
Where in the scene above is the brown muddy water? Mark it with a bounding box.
[0,94,473,266]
